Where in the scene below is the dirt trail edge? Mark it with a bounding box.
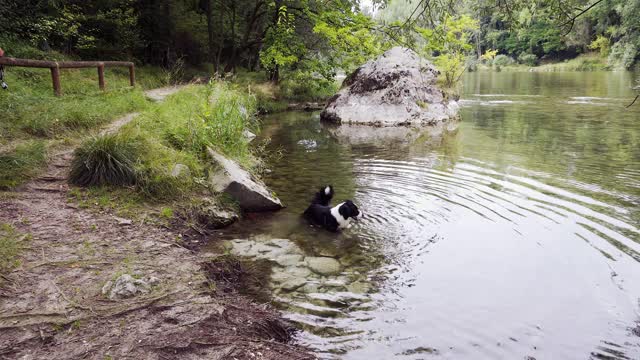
[0,86,314,360]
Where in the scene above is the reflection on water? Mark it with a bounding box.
[218,71,640,359]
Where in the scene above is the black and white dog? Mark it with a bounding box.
[303,185,362,232]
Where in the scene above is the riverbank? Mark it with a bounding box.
[0,170,313,359]
[0,53,314,357]
[473,53,616,72]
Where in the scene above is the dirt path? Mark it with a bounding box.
[0,86,314,359]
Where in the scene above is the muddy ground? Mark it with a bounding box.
[0,96,315,360]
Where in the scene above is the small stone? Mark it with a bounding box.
[346,281,370,294]
[280,278,307,292]
[305,257,341,276]
[147,276,160,286]
[243,129,256,141]
[273,254,304,267]
[271,266,312,283]
[106,274,150,300]
[114,216,132,226]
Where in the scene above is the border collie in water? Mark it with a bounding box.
[303,185,362,232]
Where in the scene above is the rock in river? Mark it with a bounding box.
[305,257,341,276]
[321,46,459,126]
[207,147,283,212]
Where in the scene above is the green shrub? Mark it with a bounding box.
[518,53,538,66]
[608,41,638,70]
[279,71,338,102]
[69,133,197,199]
[0,140,47,189]
[69,134,140,187]
[589,35,611,58]
[493,54,516,66]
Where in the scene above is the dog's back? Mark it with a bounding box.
[303,185,338,230]
[310,185,333,206]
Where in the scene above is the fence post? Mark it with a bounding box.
[50,65,61,97]
[98,63,105,91]
[129,64,136,87]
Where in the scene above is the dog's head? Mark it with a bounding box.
[338,200,362,221]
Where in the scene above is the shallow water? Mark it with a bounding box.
[220,71,640,359]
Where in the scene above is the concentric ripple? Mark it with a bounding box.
[221,71,640,359]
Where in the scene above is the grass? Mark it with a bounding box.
[0,67,162,142]
[232,69,339,113]
[0,223,28,276]
[535,54,608,71]
[70,81,261,201]
[69,134,139,187]
[0,140,47,189]
[124,81,259,166]
[0,41,176,189]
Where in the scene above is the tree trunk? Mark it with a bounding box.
[224,2,237,73]
[215,0,225,73]
[268,0,282,83]
[205,0,215,65]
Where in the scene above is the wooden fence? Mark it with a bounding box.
[0,57,135,96]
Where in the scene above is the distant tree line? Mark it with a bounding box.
[378,0,639,69]
[0,0,636,88]
[0,0,384,83]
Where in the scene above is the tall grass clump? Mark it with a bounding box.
[0,141,47,189]
[131,82,259,166]
[69,83,259,200]
[69,132,200,199]
[200,82,258,160]
[69,134,139,187]
[0,223,26,276]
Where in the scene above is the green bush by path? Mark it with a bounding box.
[69,134,139,187]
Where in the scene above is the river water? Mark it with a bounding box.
[221,71,640,359]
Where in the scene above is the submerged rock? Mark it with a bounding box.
[321,47,459,126]
[207,147,283,212]
[280,278,307,292]
[305,257,341,276]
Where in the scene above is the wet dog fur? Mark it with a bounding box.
[303,185,362,232]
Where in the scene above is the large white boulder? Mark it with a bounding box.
[321,47,460,126]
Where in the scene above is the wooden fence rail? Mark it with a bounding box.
[0,57,135,96]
